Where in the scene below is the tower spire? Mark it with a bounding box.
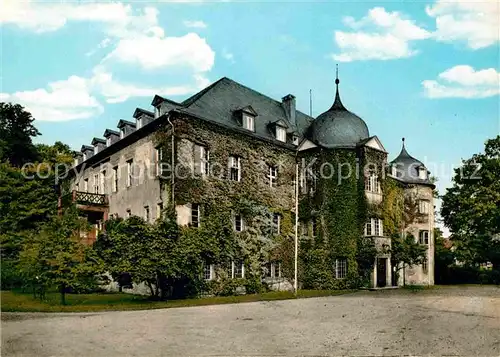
[331,64,346,110]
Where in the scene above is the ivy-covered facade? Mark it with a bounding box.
[69,76,435,293]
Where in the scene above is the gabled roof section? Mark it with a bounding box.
[270,119,289,128]
[151,95,181,107]
[297,138,318,151]
[103,129,119,137]
[91,137,106,145]
[133,108,154,119]
[358,135,387,153]
[81,145,93,152]
[236,105,258,116]
[176,77,313,144]
[117,119,136,128]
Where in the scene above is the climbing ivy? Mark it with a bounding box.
[152,116,406,293]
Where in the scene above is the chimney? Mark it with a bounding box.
[282,94,296,126]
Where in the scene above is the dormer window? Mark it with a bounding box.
[292,135,299,145]
[418,166,427,180]
[137,117,143,129]
[276,126,286,142]
[243,114,254,131]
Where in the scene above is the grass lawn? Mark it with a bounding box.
[1,289,356,313]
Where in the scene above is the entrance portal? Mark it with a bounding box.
[377,258,387,287]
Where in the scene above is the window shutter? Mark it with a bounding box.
[379,219,383,237]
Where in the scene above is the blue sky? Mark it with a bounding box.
[1,0,499,215]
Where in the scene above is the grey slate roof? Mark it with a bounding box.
[309,82,369,149]
[390,141,433,186]
[133,108,154,119]
[169,77,313,144]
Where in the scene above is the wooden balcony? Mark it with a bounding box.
[73,191,108,206]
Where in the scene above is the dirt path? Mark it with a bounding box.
[2,286,499,356]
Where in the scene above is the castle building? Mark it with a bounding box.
[65,75,435,289]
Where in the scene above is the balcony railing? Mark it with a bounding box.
[74,191,108,206]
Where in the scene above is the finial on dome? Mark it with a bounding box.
[402,137,405,147]
[335,64,339,85]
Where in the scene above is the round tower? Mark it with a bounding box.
[390,139,435,285]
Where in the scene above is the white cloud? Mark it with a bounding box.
[103,33,215,72]
[222,48,235,63]
[423,65,500,99]
[0,0,133,33]
[0,76,103,122]
[332,7,431,62]
[0,0,216,120]
[183,20,207,29]
[426,0,499,49]
[91,66,210,104]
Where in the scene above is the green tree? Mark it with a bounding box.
[433,227,455,284]
[95,212,181,299]
[0,102,40,166]
[18,209,101,304]
[390,233,428,286]
[441,136,500,270]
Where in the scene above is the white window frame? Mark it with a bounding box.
[292,135,299,145]
[419,230,429,245]
[203,264,214,280]
[335,259,347,279]
[234,214,244,232]
[272,262,281,278]
[419,200,430,214]
[127,160,133,187]
[365,173,381,193]
[191,203,200,227]
[422,259,428,274]
[273,213,281,234]
[112,166,118,192]
[136,117,143,129]
[243,114,254,131]
[233,261,245,279]
[418,166,427,180]
[100,170,106,194]
[83,178,88,192]
[229,156,241,182]
[194,144,209,176]
[365,218,383,236]
[155,147,163,176]
[93,174,99,194]
[268,165,278,187]
[276,126,286,142]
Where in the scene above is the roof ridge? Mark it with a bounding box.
[181,77,228,108]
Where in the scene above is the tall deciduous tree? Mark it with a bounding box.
[0,102,40,166]
[441,136,500,270]
[18,209,102,304]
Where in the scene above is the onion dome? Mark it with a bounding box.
[309,68,369,148]
[390,138,433,185]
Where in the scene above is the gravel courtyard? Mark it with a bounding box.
[2,286,499,356]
